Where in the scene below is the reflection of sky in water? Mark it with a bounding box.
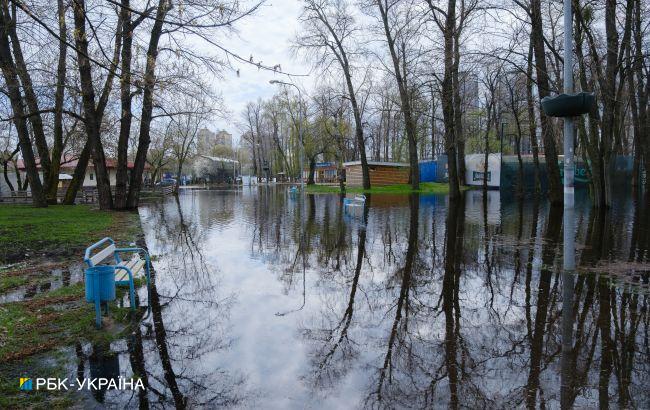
[77,187,648,408]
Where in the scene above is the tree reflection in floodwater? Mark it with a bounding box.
[75,187,648,408]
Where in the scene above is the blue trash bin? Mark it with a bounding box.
[85,266,116,303]
[85,266,116,328]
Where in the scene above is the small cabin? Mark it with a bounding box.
[465,153,501,188]
[344,161,410,187]
[303,162,340,183]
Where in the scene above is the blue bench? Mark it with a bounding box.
[84,237,151,311]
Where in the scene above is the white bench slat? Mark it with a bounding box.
[90,244,116,266]
[115,257,145,282]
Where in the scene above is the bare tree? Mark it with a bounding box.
[168,93,212,191]
[370,0,421,190]
[297,0,371,189]
[514,0,563,205]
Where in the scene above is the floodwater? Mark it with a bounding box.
[80,188,649,408]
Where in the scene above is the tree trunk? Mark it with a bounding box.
[126,0,171,209]
[115,0,133,209]
[632,0,649,192]
[14,157,23,189]
[2,145,18,192]
[483,100,494,192]
[63,141,91,204]
[3,1,52,198]
[308,157,316,185]
[441,0,460,199]
[0,6,46,206]
[530,0,562,205]
[63,2,120,206]
[526,43,541,193]
[175,161,183,193]
[375,2,419,190]
[46,0,67,204]
[453,39,465,185]
[72,0,114,210]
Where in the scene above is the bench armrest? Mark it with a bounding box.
[84,237,115,264]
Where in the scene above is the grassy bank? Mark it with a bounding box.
[0,205,146,407]
[0,205,140,263]
[305,182,455,195]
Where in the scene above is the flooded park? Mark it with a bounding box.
[32,187,643,409]
[1,0,649,407]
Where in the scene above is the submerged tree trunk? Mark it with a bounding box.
[530,0,562,205]
[440,0,460,199]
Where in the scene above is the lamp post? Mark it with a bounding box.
[270,79,307,310]
[561,2,575,409]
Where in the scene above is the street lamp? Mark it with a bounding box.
[270,79,307,311]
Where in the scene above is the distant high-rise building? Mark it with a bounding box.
[215,130,233,147]
[460,71,480,110]
[197,128,233,153]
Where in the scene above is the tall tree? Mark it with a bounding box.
[515,0,563,205]
[298,0,371,189]
[48,0,68,204]
[427,0,461,198]
[72,0,118,210]
[126,0,171,209]
[2,0,52,200]
[574,0,635,207]
[0,2,46,206]
[372,0,420,190]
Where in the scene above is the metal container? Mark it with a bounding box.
[85,266,116,303]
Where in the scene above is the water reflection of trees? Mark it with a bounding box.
[248,190,649,408]
[106,193,247,408]
[125,190,649,408]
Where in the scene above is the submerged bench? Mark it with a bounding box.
[83,237,151,311]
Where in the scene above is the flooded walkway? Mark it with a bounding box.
[86,188,649,408]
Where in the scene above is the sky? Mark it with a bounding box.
[209,1,314,144]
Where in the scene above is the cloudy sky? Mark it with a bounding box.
[208,1,314,144]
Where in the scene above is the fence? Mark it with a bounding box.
[1,188,99,204]
[161,185,176,196]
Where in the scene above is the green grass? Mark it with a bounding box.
[0,205,141,263]
[0,205,111,250]
[0,204,146,407]
[0,284,96,361]
[0,282,143,408]
[305,182,455,194]
[0,275,29,293]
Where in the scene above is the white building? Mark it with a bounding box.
[0,157,151,196]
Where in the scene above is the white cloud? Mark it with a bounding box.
[207,1,315,144]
